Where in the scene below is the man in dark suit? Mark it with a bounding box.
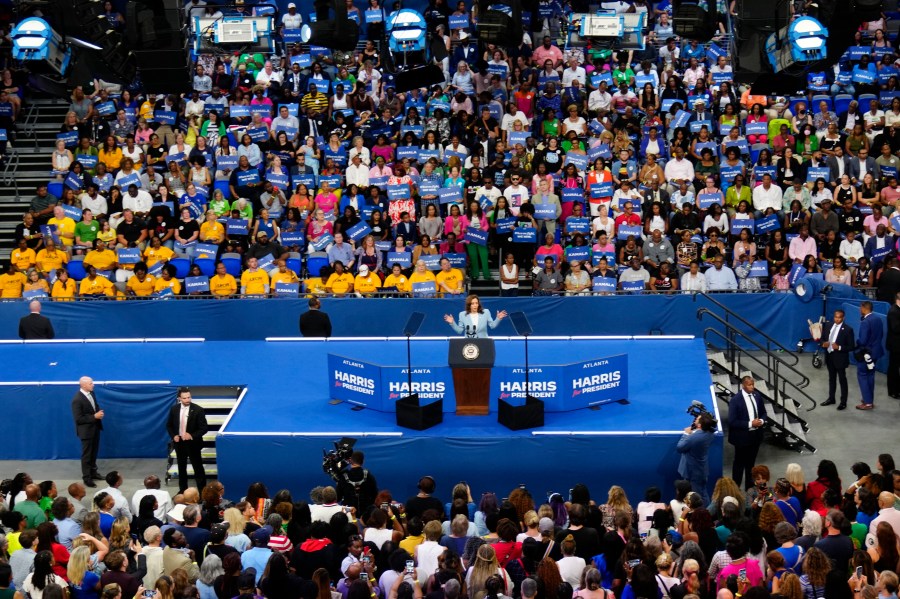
[887,292,900,399]
[299,297,332,337]
[826,147,852,190]
[166,387,209,493]
[18,300,54,339]
[728,376,767,488]
[856,301,885,410]
[71,376,104,487]
[820,309,855,410]
[877,257,900,303]
[676,411,717,504]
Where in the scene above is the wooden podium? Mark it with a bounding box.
[448,338,495,415]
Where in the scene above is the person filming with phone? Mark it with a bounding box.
[676,410,717,505]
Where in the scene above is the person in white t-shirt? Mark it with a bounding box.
[556,534,587,589]
[503,174,530,215]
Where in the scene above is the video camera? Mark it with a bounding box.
[322,437,357,482]
[686,400,717,428]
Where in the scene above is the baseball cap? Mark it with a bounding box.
[288,2,297,6]
[359,265,369,275]
[250,528,271,546]
[538,517,555,533]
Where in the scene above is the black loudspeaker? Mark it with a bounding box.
[737,0,789,28]
[308,0,360,51]
[477,0,523,47]
[498,396,545,430]
[392,65,445,93]
[854,0,883,21]
[673,4,715,40]
[396,395,443,430]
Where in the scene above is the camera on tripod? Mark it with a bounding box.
[322,437,357,482]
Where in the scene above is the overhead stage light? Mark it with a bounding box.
[11,17,72,76]
[766,16,828,73]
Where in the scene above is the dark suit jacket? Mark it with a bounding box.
[876,267,900,303]
[858,313,885,361]
[300,309,332,337]
[727,389,767,447]
[166,402,209,441]
[887,305,900,353]
[821,320,855,368]
[71,391,102,440]
[827,155,851,184]
[847,156,878,183]
[18,313,54,339]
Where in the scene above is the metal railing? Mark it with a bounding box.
[1,149,19,201]
[694,291,800,366]
[698,308,816,412]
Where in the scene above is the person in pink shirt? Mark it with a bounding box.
[444,204,465,238]
[314,181,339,218]
[788,224,817,262]
[535,233,564,265]
[532,36,564,69]
[881,176,900,213]
[772,264,791,290]
[863,205,889,240]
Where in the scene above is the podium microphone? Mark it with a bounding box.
[466,324,476,338]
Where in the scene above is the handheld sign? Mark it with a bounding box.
[275,282,300,296]
[755,213,781,233]
[57,131,79,147]
[512,227,537,243]
[155,110,177,125]
[65,172,84,191]
[117,248,140,264]
[567,217,590,234]
[412,280,437,297]
[445,253,466,268]
[61,204,82,221]
[236,170,260,186]
[533,203,557,220]
[697,193,723,209]
[439,186,463,204]
[592,277,616,293]
[620,280,645,294]
[388,251,412,268]
[495,217,516,234]
[227,218,249,235]
[185,276,210,293]
[465,227,488,245]
[346,222,372,242]
[280,231,306,247]
[422,254,442,270]
[311,234,334,252]
[617,224,642,241]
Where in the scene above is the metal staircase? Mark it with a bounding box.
[165,385,245,486]
[0,98,70,261]
[697,293,818,453]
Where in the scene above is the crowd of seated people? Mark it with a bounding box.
[0,452,899,599]
[7,0,900,299]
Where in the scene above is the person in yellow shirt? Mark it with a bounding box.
[11,239,36,272]
[47,206,77,249]
[435,257,464,296]
[125,262,156,297]
[270,259,299,293]
[354,264,382,296]
[79,265,115,297]
[36,239,68,275]
[383,263,411,294]
[153,264,182,295]
[51,268,77,300]
[82,239,118,272]
[240,256,270,295]
[199,210,225,245]
[324,260,354,296]
[408,259,437,296]
[142,236,175,268]
[303,275,327,295]
[0,264,26,298]
[210,261,238,298]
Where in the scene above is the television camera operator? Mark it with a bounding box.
[322,438,379,513]
[676,401,717,504]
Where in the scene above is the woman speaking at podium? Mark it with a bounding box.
[443,294,507,338]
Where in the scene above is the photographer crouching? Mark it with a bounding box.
[676,404,717,505]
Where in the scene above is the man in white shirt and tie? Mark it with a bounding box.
[727,376,767,487]
[166,387,209,493]
[820,310,855,410]
[71,376,104,487]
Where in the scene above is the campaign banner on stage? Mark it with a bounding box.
[381,366,454,410]
[492,366,563,409]
[328,354,380,404]
[564,354,629,407]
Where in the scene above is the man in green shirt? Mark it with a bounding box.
[13,484,47,528]
[74,209,100,253]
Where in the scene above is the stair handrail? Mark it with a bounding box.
[694,292,799,365]
[700,311,817,412]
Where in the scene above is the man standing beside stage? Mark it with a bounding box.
[71,376,104,487]
[821,309,855,410]
[856,301,884,410]
[887,293,900,399]
[676,412,716,504]
[166,387,208,492]
[300,297,332,337]
[728,376,767,489]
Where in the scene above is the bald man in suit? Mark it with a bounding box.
[71,376,104,487]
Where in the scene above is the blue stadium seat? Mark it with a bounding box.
[286,252,302,277]
[307,255,329,277]
[833,94,853,115]
[811,95,833,112]
[194,258,215,277]
[48,181,63,200]
[858,93,878,109]
[221,253,242,277]
[66,256,86,281]
[214,180,230,198]
[169,256,191,279]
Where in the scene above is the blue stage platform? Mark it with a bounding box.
[0,336,721,501]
